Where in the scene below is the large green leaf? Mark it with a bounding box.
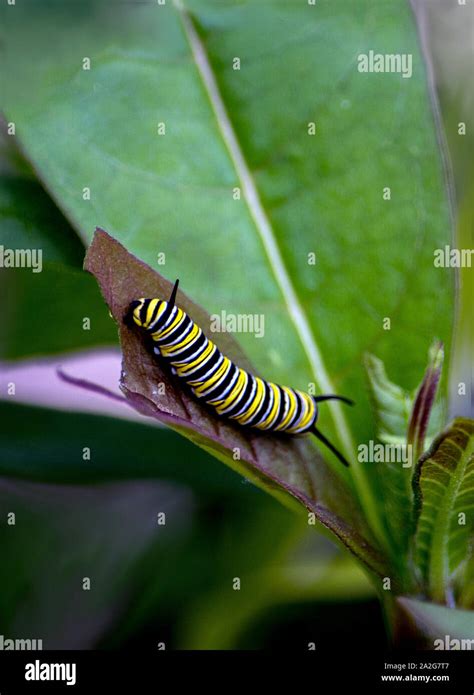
[410,0,473,424]
[0,130,117,358]
[413,418,474,604]
[2,0,455,553]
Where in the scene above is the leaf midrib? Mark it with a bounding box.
[174,0,389,551]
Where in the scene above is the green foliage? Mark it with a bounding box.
[0,133,117,358]
[364,344,445,559]
[2,0,455,558]
[0,0,471,648]
[413,418,474,604]
[364,352,414,447]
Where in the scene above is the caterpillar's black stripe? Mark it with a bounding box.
[127,280,354,466]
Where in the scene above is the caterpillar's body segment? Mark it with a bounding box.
[127,280,353,466]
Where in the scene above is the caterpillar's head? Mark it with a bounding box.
[125,298,166,332]
[125,280,179,334]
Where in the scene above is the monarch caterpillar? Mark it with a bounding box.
[126,280,353,467]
